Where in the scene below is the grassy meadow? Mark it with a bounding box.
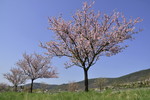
[0,88,150,100]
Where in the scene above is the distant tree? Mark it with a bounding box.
[41,1,142,92]
[95,78,107,91]
[23,86,31,92]
[3,68,27,92]
[68,81,79,92]
[0,83,10,92]
[144,78,150,87]
[16,53,58,93]
[40,82,49,93]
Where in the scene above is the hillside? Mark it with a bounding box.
[117,68,150,82]
[24,68,150,91]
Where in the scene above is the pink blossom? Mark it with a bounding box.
[41,1,142,92]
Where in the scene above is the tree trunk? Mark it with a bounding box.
[83,68,89,92]
[14,85,17,92]
[100,84,102,91]
[30,79,34,93]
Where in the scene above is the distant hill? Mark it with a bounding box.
[117,68,150,82]
[24,68,150,91]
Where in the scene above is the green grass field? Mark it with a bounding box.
[0,88,150,100]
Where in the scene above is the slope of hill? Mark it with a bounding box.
[24,68,150,91]
[117,68,150,82]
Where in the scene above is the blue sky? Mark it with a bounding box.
[0,0,150,85]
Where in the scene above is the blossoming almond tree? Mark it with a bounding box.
[16,53,58,93]
[4,67,27,92]
[41,2,142,92]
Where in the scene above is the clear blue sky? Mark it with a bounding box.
[0,0,150,85]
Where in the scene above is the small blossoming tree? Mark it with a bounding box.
[16,53,58,93]
[41,2,142,92]
[4,67,27,92]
